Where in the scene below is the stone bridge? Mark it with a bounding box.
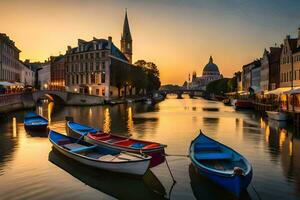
[32,90,105,105]
[157,89,205,99]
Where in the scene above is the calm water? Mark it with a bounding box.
[0,96,300,200]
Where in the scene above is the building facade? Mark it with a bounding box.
[251,61,261,93]
[0,33,22,82]
[242,60,261,93]
[38,62,51,90]
[50,55,65,90]
[190,56,223,90]
[65,12,138,98]
[280,28,300,88]
[260,49,269,92]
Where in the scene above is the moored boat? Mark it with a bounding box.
[66,121,166,167]
[189,130,252,197]
[233,99,253,110]
[49,130,151,176]
[266,111,289,121]
[24,112,48,131]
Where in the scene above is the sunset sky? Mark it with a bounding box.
[1,0,300,84]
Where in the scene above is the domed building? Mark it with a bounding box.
[190,56,223,90]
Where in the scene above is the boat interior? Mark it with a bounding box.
[88,132,161,149]
[53,132,145,162]
[193,141,247,172]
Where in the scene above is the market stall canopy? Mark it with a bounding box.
[265,87,291,95]
[283,87,300,95]
[0,81,14,87]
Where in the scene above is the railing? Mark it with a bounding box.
[0,93,22,106]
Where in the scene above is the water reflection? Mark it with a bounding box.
[48,149,167,200]
[189,164,250,200]
[103,107,111,133]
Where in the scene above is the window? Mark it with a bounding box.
[101,72,105,83]
[85,63,88,71]
[90,63,93,71]
[91,73,95,84]
[101,51,105,57]
[86,74,89,84]
[96,62,100,71]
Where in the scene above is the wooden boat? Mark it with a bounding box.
[266,111,288,121]
[66,121,166,167]
[233,99,253,110]
[24,112,48,131]
[189,131,252,197]
[49,130,151,176]
[48,150,167,200]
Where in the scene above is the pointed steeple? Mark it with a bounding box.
[121,9,133,63]
[122,9,132,41]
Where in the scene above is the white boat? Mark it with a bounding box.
[49,130,151,176]
[266,111,288,121]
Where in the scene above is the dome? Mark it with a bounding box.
[203,56,220,74]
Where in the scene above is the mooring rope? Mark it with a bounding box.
[251,184,262,200]
[164,153,189,158]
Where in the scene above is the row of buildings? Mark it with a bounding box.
[1,11,137,98]
[235,27,300,95]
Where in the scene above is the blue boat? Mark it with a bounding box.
[189,130,252,197]
[24,112,48,131]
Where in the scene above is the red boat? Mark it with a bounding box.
[66,121,167,167]
[233,99,253,110]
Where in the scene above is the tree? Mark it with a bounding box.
[206,78,230,95]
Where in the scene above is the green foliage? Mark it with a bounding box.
[206,78,230,95]
[109,58,161,96]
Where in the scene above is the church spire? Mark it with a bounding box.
[121,9,133,63]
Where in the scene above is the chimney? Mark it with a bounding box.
[108,36,112,50]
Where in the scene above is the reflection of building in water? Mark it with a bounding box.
[103,107,111,133]
[280,133,300,195]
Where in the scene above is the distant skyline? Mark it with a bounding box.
[1,0,300,84]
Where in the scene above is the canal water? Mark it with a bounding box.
[0,96,299,200]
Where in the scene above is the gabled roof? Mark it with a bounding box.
[67,38,128,61]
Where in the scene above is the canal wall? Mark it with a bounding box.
[0,93,35,114]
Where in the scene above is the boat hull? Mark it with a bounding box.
[49,131,150,176]
[191,160,252,197]
[25,124,48,132]
[266,111,288,121]
[234,100,253,110]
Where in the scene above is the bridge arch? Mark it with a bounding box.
[33,90,68,105]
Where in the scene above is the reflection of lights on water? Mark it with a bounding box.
[38,106,43,116]
[12,117,17,138]
[289,140,293,156]
[103,108,111,133]
[48,102,54,123]
[279,129,287,148]
[260,118,266,129]
[265,125,270,143]
[127,106,133,132]
[89,108,92,118]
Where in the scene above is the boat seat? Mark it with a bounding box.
[63,143,96,153]
[195,152,232,160]
[194,143,220,152]
[98,154,126,162]
[131,143,147,149]
[57,139,72,145]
